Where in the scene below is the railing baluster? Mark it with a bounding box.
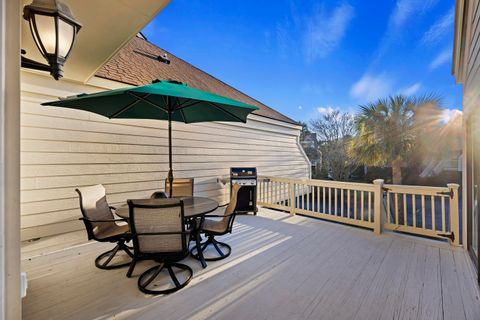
[323,186,326,214]
[317,185,320,213]
[431,196,436,231]
[328,187,332,215]
[403,193,407,226]
[347,189,351,218]
[354,190,358,220]
[421,195,426,229]
[361,191,365,221]
[386,191,390,224]
[441,196,446,232]
[341,189,344,217]
[395,193,399,225]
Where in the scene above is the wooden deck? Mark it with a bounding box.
[22,208,480,320]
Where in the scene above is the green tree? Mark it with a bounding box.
[350,95,441,184]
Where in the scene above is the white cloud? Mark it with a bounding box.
[421,7,454,45]
[429,49,452,70]
[441,108,462,124]
[304,3,355,62]
[390,0,438,29]
[400,82,421,96]
[350,73,393,102]
[317,106,336,114]
[298,105,303,110]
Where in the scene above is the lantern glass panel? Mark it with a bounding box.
[58,18,75,58]
[34,14,56,54]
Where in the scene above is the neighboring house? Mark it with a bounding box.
[20,36,310,241]
[300,132,318,150]
[453,0,480,282]
[300,132,321,173]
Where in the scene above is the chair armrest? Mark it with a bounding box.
[204,212,235,218]
[79,217,127,223]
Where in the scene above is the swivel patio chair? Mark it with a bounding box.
[165,177,194,197]
[75,184,133,270]
[126,198,193,295]
[191,183,241,261]
[150,177,194,199]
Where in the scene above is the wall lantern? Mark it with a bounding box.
[22,0,82,80]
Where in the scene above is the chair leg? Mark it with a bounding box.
[95,241,132,270]
[189,237,211,258]
[138,262,193,295]
[191,236,232,262]
[119,242,134,258]
[126,258,137,278]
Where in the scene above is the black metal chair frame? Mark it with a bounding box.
[191,184,240,262]
[75,188,133,270]
[126,199,193,295]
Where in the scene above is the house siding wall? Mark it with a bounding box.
[20,73,310,241]
[464,0,480,117]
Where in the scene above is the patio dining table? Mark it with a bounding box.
[116,196,219,268]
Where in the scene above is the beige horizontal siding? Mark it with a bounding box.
[20,75,310,241]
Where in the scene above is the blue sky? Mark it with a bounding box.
[142,0,461,122]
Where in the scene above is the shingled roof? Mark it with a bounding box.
[95,36,296,124]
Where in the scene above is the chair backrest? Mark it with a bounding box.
[75,184,116,241]
[127,199,188,256]
[150,191,167,199]
[216,183,241,234]
[165,178,194,197]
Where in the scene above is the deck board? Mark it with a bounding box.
[21,208,480,320]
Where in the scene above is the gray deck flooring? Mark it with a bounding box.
[21,208,480,320]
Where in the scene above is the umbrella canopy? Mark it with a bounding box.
[42,79,258,196]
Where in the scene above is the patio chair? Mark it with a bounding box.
[75,185,133,269]
[191,184,241,261]
[150,191,167,199]
[126,198,193,295]
[165,177,194,197]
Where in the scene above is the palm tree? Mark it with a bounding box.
[350,95,441,184]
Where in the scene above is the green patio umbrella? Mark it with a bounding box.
[42,79,258,197]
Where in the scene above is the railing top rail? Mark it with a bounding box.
[258,175,377,192]
[384,183,451,196]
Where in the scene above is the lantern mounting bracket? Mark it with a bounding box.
[21,49,51,73]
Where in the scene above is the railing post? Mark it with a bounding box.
[289,181,295,215]
[373,179,384,235]
[447,183,460,246]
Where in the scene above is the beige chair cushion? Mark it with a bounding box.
[76,184,119,238]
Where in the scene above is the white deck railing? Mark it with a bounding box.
[257,176,460,246]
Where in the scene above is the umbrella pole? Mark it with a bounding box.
[167,99,174,198]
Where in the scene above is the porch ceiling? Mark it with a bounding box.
[21,0,171,83]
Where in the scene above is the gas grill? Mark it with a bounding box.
[230,167,257,215]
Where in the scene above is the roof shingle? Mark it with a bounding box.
[95,36,297,124]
